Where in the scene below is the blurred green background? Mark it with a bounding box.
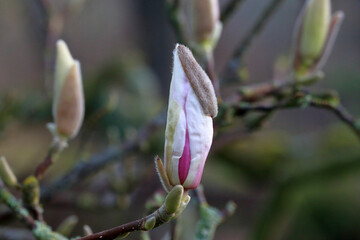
[0,0,360,239]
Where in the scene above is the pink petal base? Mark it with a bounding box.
[178,128,191,184]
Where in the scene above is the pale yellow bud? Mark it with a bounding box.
[300,0,331,65]
[52,40,84,140]
[293,0,344,78]
[0,156,18,187]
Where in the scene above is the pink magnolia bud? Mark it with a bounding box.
[163,44,217,190]
[49,40,84,141]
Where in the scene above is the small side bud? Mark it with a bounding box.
[56,215,79,237]
[165,185,184,215]
[22,176,40,207]
[144,216,156,230]
[174,194,191,218]
[0,156,18,188]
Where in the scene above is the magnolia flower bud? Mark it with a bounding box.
[50,40,84,141]
[301,0,331,63]
[293,0,344,78]
[0,156,18,188]
[192,0,222,49]
[163,44,217,190]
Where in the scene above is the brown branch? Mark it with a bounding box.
[220,0,246,23]
[34,148,56,180]
[78,186,189,240]
[78,218,145,240]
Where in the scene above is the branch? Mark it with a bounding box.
[0,184,36,229]
[78,186,190,240]
[220,0,246,23]
[232,90,360,140]
[223,0,286,78]
[41,112,166,200]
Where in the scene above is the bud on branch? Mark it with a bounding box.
[293,0,344,79]
[48,40,84,144]
[158,44,218,191]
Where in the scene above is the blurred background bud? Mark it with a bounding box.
[293,0,344,78]
[50,40,84,141]
[191,0,222,51]
[0,156,18,188]
[22,176,40,207]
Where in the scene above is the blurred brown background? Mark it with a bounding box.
[0,0,360,239]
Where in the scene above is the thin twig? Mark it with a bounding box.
[34,146,57,180]
[41,112,166,200]
[78,186,187,240]
[223,0,286,77]
[221,0,246,23]
[232,90,360,140]
[0,184,36,229]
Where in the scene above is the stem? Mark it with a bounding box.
[41,112,166,200]
[221,0,246,23]
[232,90,360,140]
[35,147,56,180]
[0,184,36,229]
[223,0,286,76]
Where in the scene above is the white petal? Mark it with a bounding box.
[183,88,213,187]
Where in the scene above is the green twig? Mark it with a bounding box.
[232,90,360,140]
[0,184,36,229]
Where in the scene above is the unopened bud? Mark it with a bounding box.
[0,156,18,188]
[300,0,331,65]
[50,40,84,141]
[293,0,344,78]
[164,44,217,190]
[22,176,40,207]
[192,0,222,50]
